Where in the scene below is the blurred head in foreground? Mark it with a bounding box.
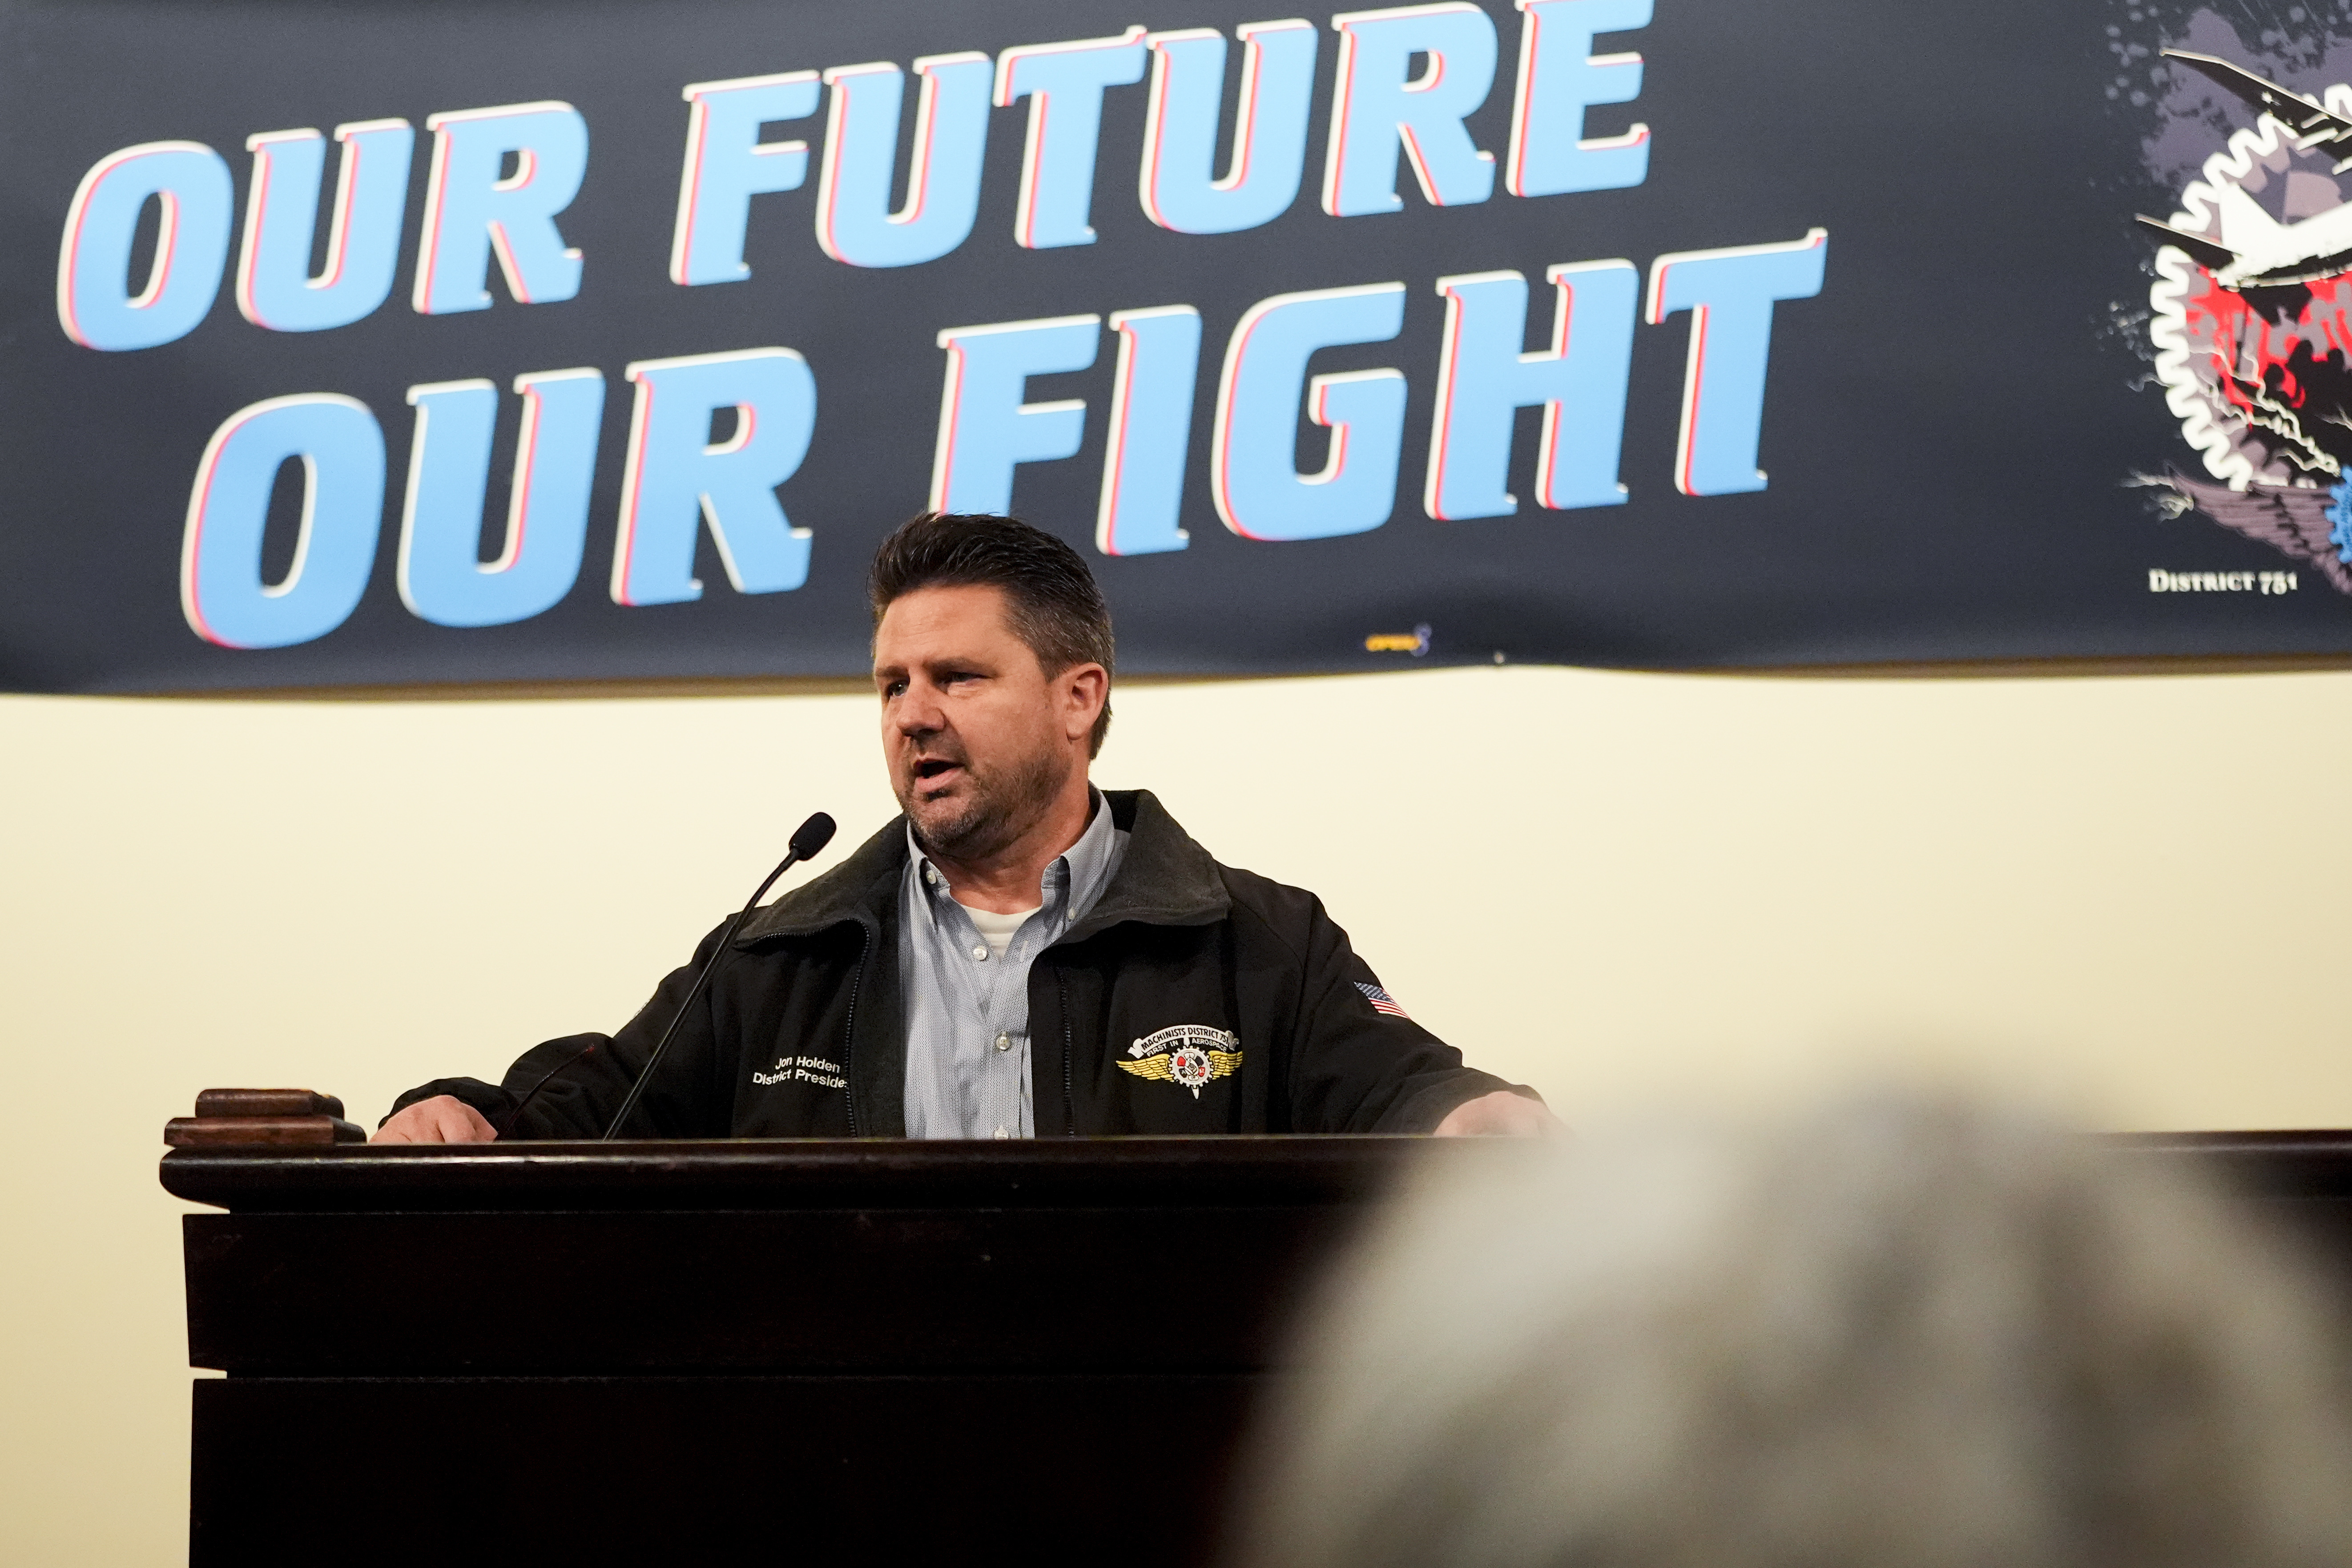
[1230,1097,2352,1568]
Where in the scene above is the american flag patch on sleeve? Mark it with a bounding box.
[1354,981,1411,1020]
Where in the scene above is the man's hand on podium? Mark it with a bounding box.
[371,1095,499,1144]
[1432,1090,1562,1137]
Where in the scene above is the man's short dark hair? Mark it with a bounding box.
[869,512,1115,758]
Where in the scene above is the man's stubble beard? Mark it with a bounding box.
[903,741,1071,864]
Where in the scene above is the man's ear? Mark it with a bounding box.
[1062,663,1108,742]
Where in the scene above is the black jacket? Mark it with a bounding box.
[394,790,1525,1137]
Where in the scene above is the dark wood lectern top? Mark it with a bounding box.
[159,1133,1483,1213]
[2105,1128,2352,1193]
[160,1127,2352,1214]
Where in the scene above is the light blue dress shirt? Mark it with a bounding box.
[898,793,1128,1139]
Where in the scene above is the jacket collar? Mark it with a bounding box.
[1063,788,1228,941]
[732,787,1226,947]
[732,806,906,944]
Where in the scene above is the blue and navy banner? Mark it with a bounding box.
[2,0,2345,692]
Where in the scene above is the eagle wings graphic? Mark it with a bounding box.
[1116,1027,1244,1098]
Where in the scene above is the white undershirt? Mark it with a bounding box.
[960,903,1042,960]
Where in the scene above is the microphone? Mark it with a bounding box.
[600,811,838,1141]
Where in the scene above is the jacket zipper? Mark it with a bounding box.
[1058,969,1076,1137]
[841,923,870,1137]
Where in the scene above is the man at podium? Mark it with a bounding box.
[376,513,1548,1143]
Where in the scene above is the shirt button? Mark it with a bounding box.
[923,864,938,885]
[993,1126,1009,1140]
[995,1032,1011,1052]
[971,945,989,962]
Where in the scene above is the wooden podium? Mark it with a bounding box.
[161,1130,2352,1567]
[161,1136,1480,1567]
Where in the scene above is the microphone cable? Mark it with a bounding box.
[600,811,837,1140]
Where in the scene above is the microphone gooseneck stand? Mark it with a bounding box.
[599,811,837,1141]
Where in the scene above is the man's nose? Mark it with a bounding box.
[893,684,945,736]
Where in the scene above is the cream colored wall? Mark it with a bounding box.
[5,664,2350,1563]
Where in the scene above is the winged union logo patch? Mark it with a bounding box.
[1119,1024,1242,1099]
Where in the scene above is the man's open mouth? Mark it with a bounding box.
[914,759,961,782]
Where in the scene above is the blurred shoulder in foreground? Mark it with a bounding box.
[1230,1095,2352,1568]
